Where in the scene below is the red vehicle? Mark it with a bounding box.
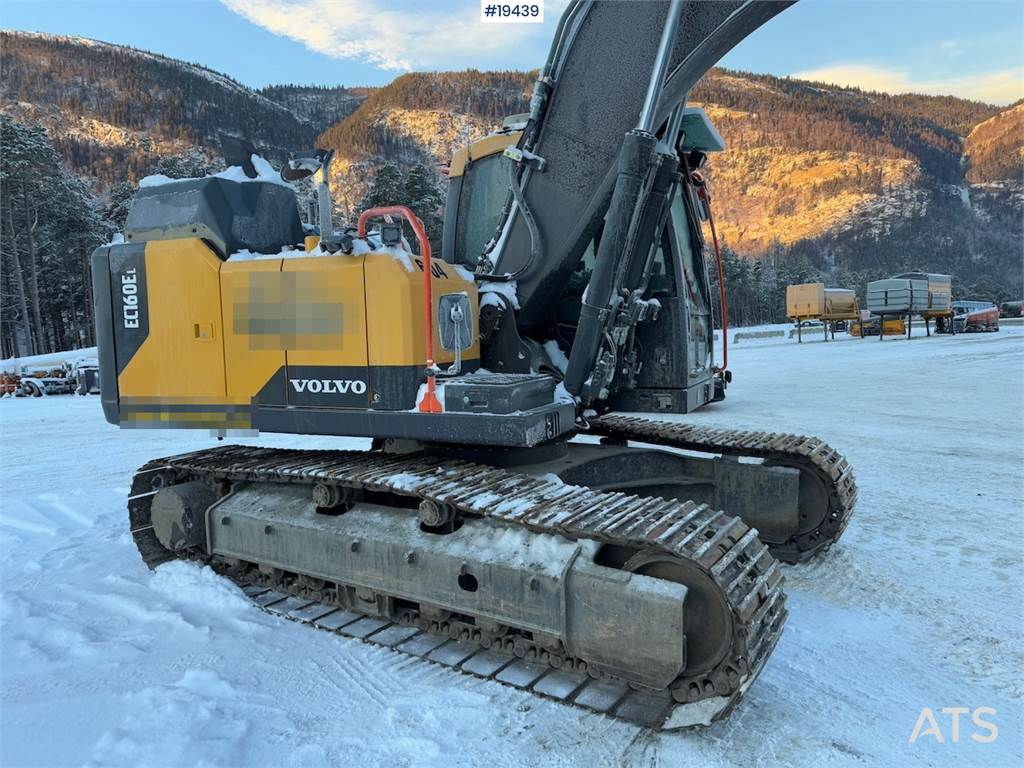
[952,301,1000,333]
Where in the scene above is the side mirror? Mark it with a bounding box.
[439,294,473,352]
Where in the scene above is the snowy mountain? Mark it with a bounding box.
[316,65,1021,303]
[258,84,376,134]
[316,70,534,214]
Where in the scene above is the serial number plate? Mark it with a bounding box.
[481,2,543,23]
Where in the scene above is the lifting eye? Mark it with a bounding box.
[457,573,479,592]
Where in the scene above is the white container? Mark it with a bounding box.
[866,278,929,313]
[896,272,952,311]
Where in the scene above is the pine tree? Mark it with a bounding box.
[103,181,136,232]
[152,148,215,180]
[402,163,445,253]
[356,162,405,211]
[0,115,107,354]
[355,162,446,254]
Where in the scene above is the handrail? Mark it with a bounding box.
[696,184,728,374]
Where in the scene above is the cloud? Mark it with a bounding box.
[220,0,556,71]
[937,40,963,58]
[792,63,1023,106]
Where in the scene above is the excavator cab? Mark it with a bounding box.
[443,107,726,413]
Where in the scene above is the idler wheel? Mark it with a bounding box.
[623,551,733,679]
[151,480,215,552]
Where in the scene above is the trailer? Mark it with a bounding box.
[896,272,954,335]
[786,283,862,342]
[865,278,930,340]
[849,315,906,337]
[74,363,101,395]
[1000,301,1023,318]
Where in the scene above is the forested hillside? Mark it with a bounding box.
[0,31,325,187]
[964,101,1024,183]
[0,115,107,357]
[317,71,534,212]
[258,84,374,133]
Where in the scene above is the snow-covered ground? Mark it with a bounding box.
[1,329,1022,767]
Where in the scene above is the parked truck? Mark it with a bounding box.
[952,300,1000,332]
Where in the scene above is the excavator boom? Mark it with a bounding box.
[466,1,793,326]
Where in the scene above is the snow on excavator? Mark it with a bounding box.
[93,1,855,728]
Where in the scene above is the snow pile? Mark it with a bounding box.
[1,346,98,374]
[553,382,575,405]
[351,235,414,272]
[479,279,520,310]
[542,340,569,374]
[227,233,417,272]
[381,473,429,492]
[140,154,289,189]
[452,264,476,283]
[430,520,592,575]
[228,247,304,262]
[149,562,253,616]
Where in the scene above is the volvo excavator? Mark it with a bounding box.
[92,0,856,729]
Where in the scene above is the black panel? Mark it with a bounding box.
[445,374,555,414]
[441,174,464,266]
[90,245,119,425]
[125,177,304,257]
[610,380,712,414]
[252,402,575,448]
[282,365,371,408]
[252,366,289,408]
[368,364,422,410]
[107,242,149,376]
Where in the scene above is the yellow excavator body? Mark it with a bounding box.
[111,236,477,429]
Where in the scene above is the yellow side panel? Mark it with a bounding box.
[281,255,368,367]
[119,239,226,399]
[221,258,287,402]
[364,253,479,367]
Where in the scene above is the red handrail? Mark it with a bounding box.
[696,184,728,374]
[357,206,442,413]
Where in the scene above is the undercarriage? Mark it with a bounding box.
[127,413,854,728]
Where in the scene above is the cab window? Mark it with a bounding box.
[454,153,509,267]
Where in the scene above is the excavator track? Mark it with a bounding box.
[128,444,787,730]
[586,415,857,563]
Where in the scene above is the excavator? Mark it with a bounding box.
[92,0,856,729]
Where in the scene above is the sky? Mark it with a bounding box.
[2,0,1022,105]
